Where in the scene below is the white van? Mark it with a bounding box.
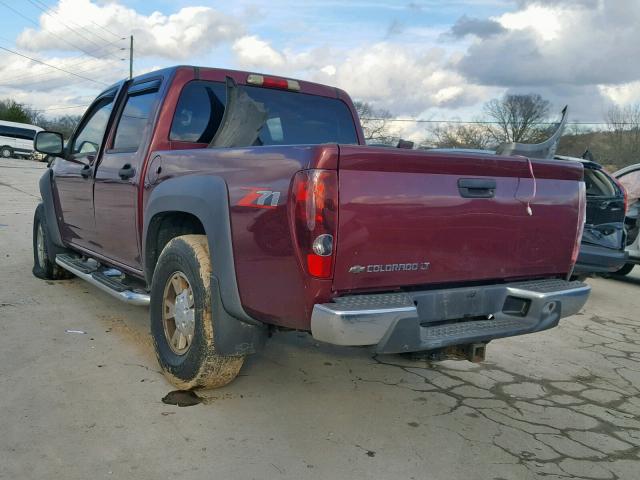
[0,120,43,158]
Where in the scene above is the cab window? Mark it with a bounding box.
[71,97,114,157]
[112,90,160,151]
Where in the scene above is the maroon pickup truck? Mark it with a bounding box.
[32,66,590,389]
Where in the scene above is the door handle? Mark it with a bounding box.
[118,163,136,180]
[458,178,496,198]
[80,164,91,178]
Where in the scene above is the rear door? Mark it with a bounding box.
[582,164,626,250]
[93,78,162,270]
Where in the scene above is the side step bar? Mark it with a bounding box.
[55,255,150,307]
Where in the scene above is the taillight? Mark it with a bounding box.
[246,74,301,91]
[291,170,338,279]
[571,181,587,266]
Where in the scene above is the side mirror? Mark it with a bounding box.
[35,131,64,156]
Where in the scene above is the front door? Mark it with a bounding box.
[52,93,116,252]
[93,80,161,270]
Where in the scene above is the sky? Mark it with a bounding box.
[0,0,638,140]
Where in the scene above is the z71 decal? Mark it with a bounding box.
[237,188,281,209]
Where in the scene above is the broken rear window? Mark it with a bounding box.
[169,80,358,146]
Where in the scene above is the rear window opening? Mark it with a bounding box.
[169,80,358,147]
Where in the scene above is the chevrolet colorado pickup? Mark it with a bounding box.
[32,66,591,389]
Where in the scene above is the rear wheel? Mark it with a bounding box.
[613,263,635,276]
[150,234,244,389]
[32,204,73,280]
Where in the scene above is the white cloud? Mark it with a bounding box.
[458,1,640,87]
[230,37,493,116]
[497,5,562,41]
[16,0,243,60]
[232,36,285,68]
[600,81,640,106]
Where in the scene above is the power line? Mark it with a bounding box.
[0,45,108,86]
[38,104,89,112]
[26,0,125,56]
[88,20,124,39]
[34,0,125,39]
[0,43,125,86]
[0,0,122,60]
[360,117,619,126]
[2,61,119,89]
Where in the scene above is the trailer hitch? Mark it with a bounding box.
[407,343,487,363]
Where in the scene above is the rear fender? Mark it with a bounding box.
[143,175,266,355]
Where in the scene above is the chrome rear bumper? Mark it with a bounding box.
[311,279,590,354]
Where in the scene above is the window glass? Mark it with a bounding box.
[619,170,640,203]
[171,82,226,143]
[0,126,37,140]
[169,81,358,146]
[584,168,617,197]
[72,98,114,156]
[113,90,159,151]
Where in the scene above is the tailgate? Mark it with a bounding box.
[333,147,584,292]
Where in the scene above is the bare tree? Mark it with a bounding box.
[427,123,493,149]
[484,94,551,143]
[353,101,396,144]
[38,115,82,140]
[605,103,640,165]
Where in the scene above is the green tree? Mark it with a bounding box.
[0,99,40,124]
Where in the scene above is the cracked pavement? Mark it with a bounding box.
[1,157,639,480]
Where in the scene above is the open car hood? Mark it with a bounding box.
[495,106,568,160]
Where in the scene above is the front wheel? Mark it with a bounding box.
[32,204,73,280]
[150,234,244,389]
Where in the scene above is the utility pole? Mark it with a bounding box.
[129,35,133,80]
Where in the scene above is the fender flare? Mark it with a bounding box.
[143,175,266,354]
[38,169,65,251]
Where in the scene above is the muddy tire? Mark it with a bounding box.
[32,204,73,280]
[150,234,244,389]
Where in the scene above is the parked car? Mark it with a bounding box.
[555,156,628,277]
[31,66,590,389]
[0,119,42,159]
[613,163,640,275]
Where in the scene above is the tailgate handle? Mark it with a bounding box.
[458,178,496,198]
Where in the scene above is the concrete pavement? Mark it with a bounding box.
[1,157,639,480]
